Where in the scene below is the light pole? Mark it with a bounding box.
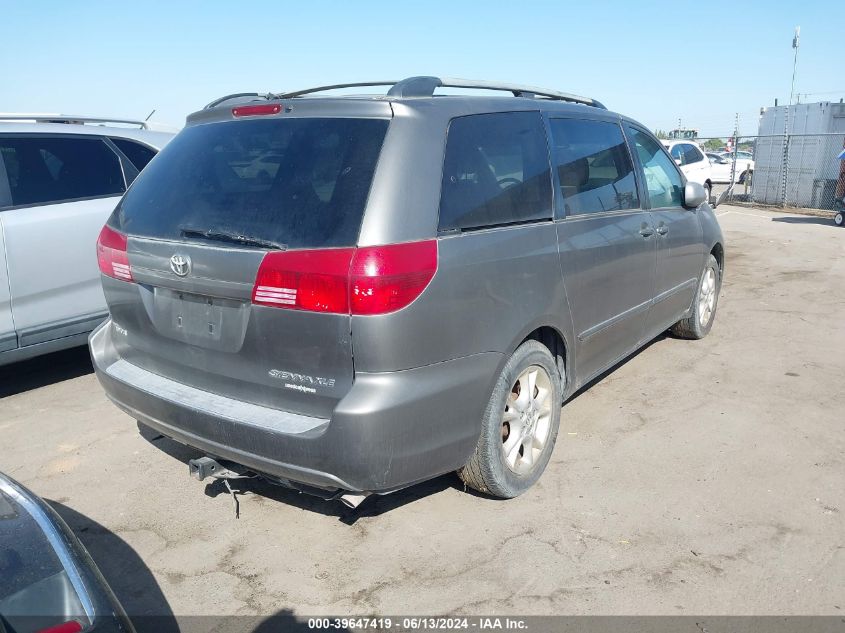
[781,27,800,207]
[789,26,800,105]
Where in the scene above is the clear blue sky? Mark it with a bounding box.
[1,0,842,137]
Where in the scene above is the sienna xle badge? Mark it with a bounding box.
[90,76,724,508]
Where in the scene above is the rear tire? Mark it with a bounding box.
[671,254,721,340]
[835,211,844,227]
[458,340,561,498]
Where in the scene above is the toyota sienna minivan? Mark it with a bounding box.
[90,77,724,507]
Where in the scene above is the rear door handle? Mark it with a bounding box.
[656,225,668,235]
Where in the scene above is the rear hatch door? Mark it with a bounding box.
[104,109,391,419]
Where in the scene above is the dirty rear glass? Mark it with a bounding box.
[110,117,389,249]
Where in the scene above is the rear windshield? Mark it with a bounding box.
[110,117,389,249]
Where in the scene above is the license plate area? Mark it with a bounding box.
[151,288,249,352]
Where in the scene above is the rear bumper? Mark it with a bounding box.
[90,319,501,494]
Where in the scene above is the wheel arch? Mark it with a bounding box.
[505,322,572,393]
[710,241,725,273]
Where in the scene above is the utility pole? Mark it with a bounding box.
[789,26,800,105]
[781,28,800,207]
[730,112,739,201]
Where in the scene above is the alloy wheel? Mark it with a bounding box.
[699,267,717,327]
[501,365,553,475]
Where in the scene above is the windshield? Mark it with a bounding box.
[110,117,390,249]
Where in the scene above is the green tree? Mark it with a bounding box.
[703,138,724,151]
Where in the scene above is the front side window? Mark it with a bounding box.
[438,112,552,231]
[0,136,124,207]
[626,125,684,209]
[669,144,684,163]
[549,118,639,216]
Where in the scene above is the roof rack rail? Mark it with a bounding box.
[204,77,606,110]
[204,93,275,109]
[387,76,606,109]
[0,114,156,129]
[248,76,603,109]
[274,81,400,100]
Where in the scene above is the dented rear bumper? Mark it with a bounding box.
[90,319,501,494]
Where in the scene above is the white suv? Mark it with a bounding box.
[662,140,713,202]
[0,115,174,365]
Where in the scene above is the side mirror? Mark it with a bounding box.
[683,182,706,208]
[674,158,683,166]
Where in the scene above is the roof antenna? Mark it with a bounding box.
[145,109,156,121]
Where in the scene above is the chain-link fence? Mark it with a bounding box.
[695,133,845,211]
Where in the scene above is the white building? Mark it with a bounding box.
[752,101,845,208]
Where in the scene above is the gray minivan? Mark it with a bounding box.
[89,77,724,506]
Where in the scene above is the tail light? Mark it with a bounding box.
[349,241,438,315]
[253,248,355,313]
[252,240,437,315]
[96,225,133,282]
[36,621,84,633]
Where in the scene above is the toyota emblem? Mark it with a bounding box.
[170,254,191,277]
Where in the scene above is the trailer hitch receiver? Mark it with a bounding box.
[188,456,251,481]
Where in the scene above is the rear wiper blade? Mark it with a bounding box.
[180,227,287,251]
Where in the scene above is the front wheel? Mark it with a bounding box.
[671,253,721,340]
[458,340,562,498]
[835,211,844,227]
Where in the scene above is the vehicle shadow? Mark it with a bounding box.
[0,346,93,398]
[140,430,462,524]
[203,467,459,525]
[253,609,349,633]
[771,215,836,226]
[565,332,670,405]
[47,500,178,633]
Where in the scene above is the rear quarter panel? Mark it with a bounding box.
[351,222,573,373]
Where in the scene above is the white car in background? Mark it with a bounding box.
[661,140,713,202]
[718,151,754,183]
[0,115,174,365]
[707,152,737,184]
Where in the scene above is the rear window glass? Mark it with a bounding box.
[111,118,389,249]
[438,112,553,231]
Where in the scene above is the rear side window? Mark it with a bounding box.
[438,112,552,231]
[683,144,704,164]
[549,118,639,216]
[0,136,125,207]
[111,118,388,249]
[110,137,157,170]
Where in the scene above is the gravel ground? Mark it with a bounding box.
[1,204,843,619]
